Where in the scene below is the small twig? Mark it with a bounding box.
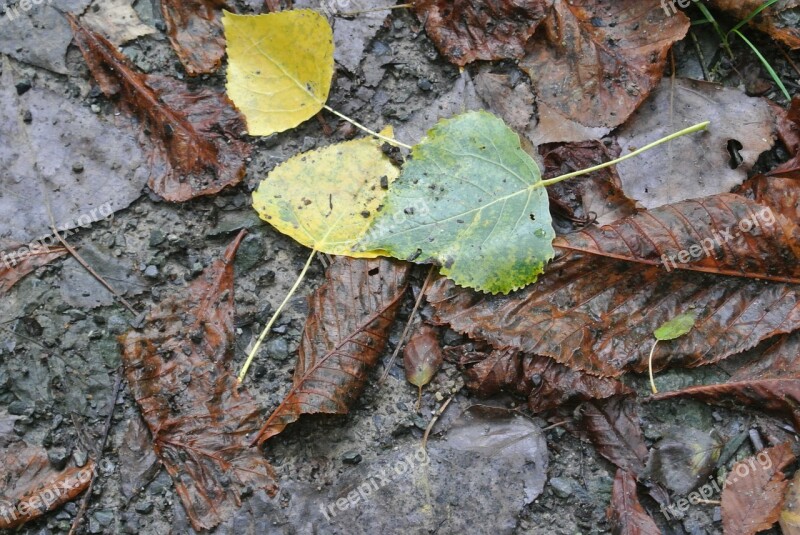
[421,394,454,451]
[379,265,435,384]
[696,499,721,505]
[339,3,413,16]
[689,31,711,81]
[541,420,571,432]
[68,371,122,535]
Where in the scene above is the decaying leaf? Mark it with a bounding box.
[251,131,400,257]
[360,111,556,295]
[0,441,95,529]
[255,256,410,445]
[577,397,649,477]
[415,0,550,67]
[645,427,721,495]
[709,0,800,49]
[520,0,690,133]
[117,415,160,500]
[0,249,67,295]
[607,469,661,535]
[652,332,800,429]
[738,175,800,222]
[722,442,796,535]
[223,10,334,135]
[119,232,278,531]
[614,78,776,209]
[403,324,444,405]
[452,346,631,412]
[161,0,227,75]
[81,0,154,45]
[780,469,800,534]
[473,70,534,134]
[69,17,251,202]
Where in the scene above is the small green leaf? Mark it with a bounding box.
[358,111,555,295]
[654,312,697,341]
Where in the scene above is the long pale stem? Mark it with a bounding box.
[648,340,659,395]
[536,121,710,189]
[323,105,412,150]
[237,248,317,382]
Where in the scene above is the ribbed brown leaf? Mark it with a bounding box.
[120,232,277,531]
[554,193,800,283]
[255,257,410,445]
[428,194,800,377]
[414,0,550,67]
[652,332,800,428]
[579,397,649,477]
[722,442,796,535]
[607,469,660,535]
[452,345,631,412]
[161,0,227,75]
[68,16,250,202]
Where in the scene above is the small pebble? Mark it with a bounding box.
[72,162,84,173]
[15,80,31,95]
[342,451,362,465]
[143,265,159,279]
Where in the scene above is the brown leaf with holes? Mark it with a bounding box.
[0,441,94,529]
[119,231,277,531]
[414,0,550,67]
[652,332,800,429]
[1,249,67,294]
[255,257,410,445]
[708,0,800,49]
[607,469,661,535]
[722,442,796,535]
[520,0,689,132]
[68,16,250,202]
[452,345,631,412]
[161,0,227,75]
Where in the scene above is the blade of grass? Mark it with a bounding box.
[732,29,792,100]
[728,0,780,36]
[696,3,734,58]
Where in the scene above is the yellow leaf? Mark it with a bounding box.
[222,10,333,136]
[252,129,399,257]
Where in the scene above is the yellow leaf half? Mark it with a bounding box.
[222,10,333,136]
[252,129,399,257]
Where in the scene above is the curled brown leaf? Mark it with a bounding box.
[607,469,661,535]
[161,0,227,75]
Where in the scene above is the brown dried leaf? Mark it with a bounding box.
[722,442,796,535]
[403,324,444,389]
[0,249,67,294]
[255,257,410,445]
[520,0,689,132]
[428,193,800,377]
[780,469,800,534]
[652,332,800,429]
[708,0,800,49]
[607,469,660,535]
[119,231,277,531]
[68,16,250,202]
[81,0,154,45]
[737,175,800,222]
[161,0,227,76]
[578,397,649,477]
[554,193,800,283]
[473,70,534,133]
[415,0,550,67]
[452,346,631,412]
[0,442,94,529]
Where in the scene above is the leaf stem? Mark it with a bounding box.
[648,340,659,395]
[323,104,412,150]
[536,121,711,189]
[237,247,317,382]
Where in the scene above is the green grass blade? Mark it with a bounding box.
[732,29,792,101]
[696,3,731,54]
[728,0,780,36]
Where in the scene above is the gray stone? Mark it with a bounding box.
[549,477,574,499]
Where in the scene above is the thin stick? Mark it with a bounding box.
[238,247,317,382]
[340,3,413,15]
[537,122,710,189]
[49,226,138,315]
[541,420,570,432]
[379,265,435,384]
[648,340,659,394]
[68,371,122,535]
[323,105,412,150]
[421,394,454,451]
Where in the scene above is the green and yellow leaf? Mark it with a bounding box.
[223,9,333,136]
[654,312,697,341]
[359,111,556,294]
[252,130,399,257]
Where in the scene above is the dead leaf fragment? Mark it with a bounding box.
[81,0,154,45]
[578,397,649,477]
[255,256,410,445]
[645,428,721,495]
[0,249,67,295]
[69,17,251,202]
[722,442,796,535]
[403,324,444,391]
[520,0,690,132]
[780,470,800,534]
[607,469,661,535]
[119,232,278,531]
[415,0,551,66]
[161,0,227,75]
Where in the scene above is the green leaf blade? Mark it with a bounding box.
[359,111,555,294]
[654,312,697,341]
